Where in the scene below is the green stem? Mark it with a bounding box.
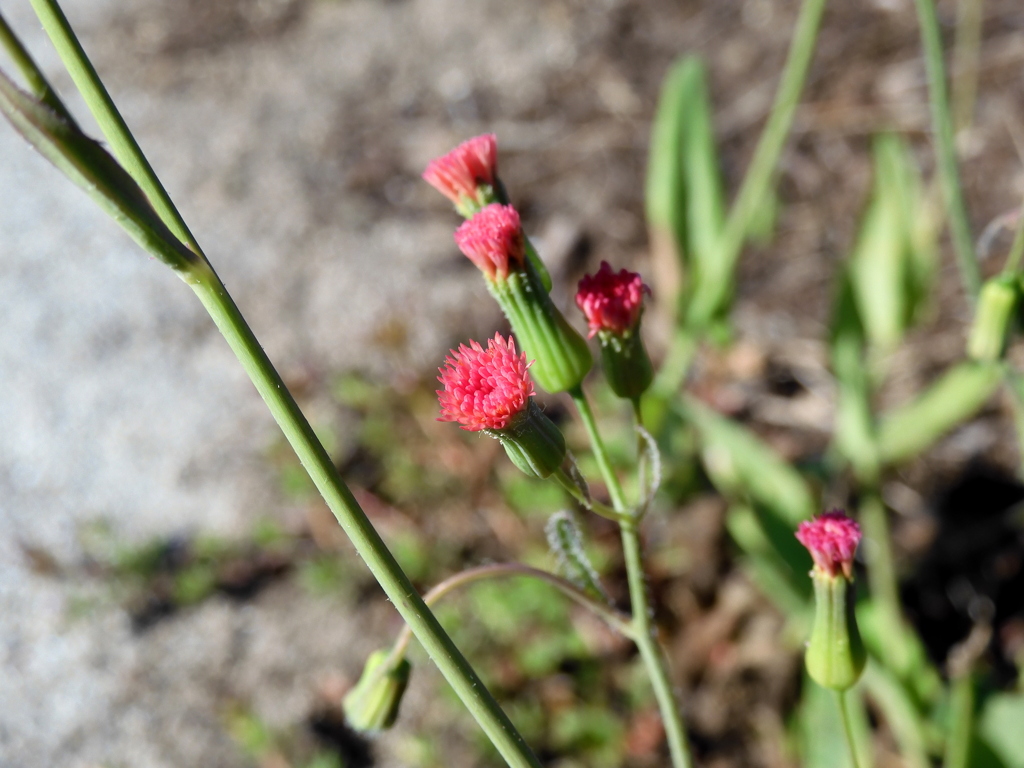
[569,385,693,768]
[951,0,984,134]
[686,0,829,326]
[189,263,540,768]
[389,563,635,661]
[943,673,974,768]
[836,691,863,768]
[914,0,981,298]
[0,10,72,120]
[551,466,622,521]
[29,0,202,255]
[1000,191,1024,277]
[859,493,914,677]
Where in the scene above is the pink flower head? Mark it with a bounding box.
[575,262,650,338]
[796,511,862,580]
[422,133,498,208]
[437,333,535,431]
[453,204,526,281]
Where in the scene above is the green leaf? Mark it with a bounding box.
[860,661,930,768]
[797,678,873,768]
[645,55,727,312]
[876,361,1002,465]
[848,134,936,351]
[681,397,815,526]
[0,69,196,272]
[977,692,1024,768]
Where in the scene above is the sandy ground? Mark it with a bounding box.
[3,0,1024,766]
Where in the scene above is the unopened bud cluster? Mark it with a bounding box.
[426,134,656,482]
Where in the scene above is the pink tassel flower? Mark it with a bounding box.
[453,204,526,282]
[796,510,862,580]
[437,333,535,431]
[575,262,650,338]
[422,133,498,209]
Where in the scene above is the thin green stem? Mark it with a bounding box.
[914,0,981,298]
[0,10,72,120]
[569,386,629,513]
[951,0,984,134]
[943,673,974,768]
[836,691,863,768]
[29,0,202,255]
[1000,191,1024,277]
[189,263,540,768]
[686,0,829,326]
[569,385,692,768]
[551,466,622,521]
[389,563,635,661]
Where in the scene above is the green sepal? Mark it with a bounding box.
[342,650,412,732]
[806,573,866,692]
[485,398,566,479]
[968,275,1018,362]
[488,264,592,394]
[596,328,654,401]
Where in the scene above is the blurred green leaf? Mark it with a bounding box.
[797,679,872,768]
[876,361,1002,465]
[860,661,931,768]
[977,692,1024,768]
[726,504,811,616]
[849,134,936,351]
[831,274,879,481]
[681,397,815,526]
[0,69,196,271]
[645,55,727,313]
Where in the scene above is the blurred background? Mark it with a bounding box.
[2,0,1024,766]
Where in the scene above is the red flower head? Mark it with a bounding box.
[422,133,498,209]
[575,262,650,338]
[796,511,862,580]
[453,204,526,282]
[437,333,535,431]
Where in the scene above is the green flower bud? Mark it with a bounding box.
[575,262,653,401]
[796,511,866,691]
[454,205,592,394]
[486,398,567,479]
[806,572,866,691]
[596,329,654,401]
[968,275,1018,362]
[342,650,412,733]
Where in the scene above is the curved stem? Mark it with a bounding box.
[836,691,863,768]
[914,0,981,298]
[551,465,622,521]
[189,263,541,768]
[389,563,635,661]
[569,385,693,768]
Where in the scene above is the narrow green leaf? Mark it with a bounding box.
[682,396,815,526]
[877,361,1002,465]
[0,70,196,272]
[860,661,931,768]
[798,677,873,768]
[977,692,1024,768]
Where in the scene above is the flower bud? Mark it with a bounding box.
[342,650,412,732]
[422,134,499,217]
[436,333,567,478]
[487,398,567,479]
[968,275,1018,362]
[576,262,654,401]
[796,511,866,691]
[455,206,592,393]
